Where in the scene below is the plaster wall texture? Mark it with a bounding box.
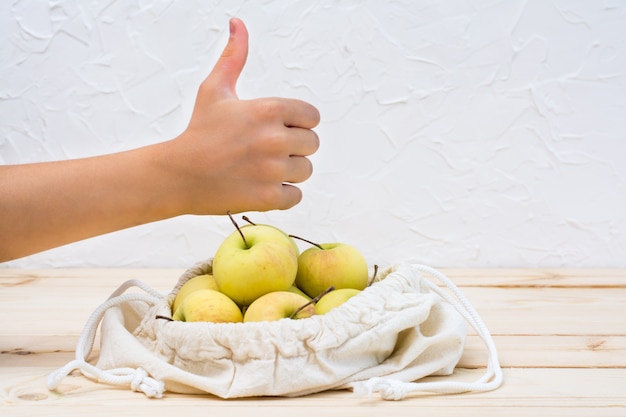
[1,1,625,268]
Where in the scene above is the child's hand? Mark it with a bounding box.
[164,18,321,214]
[0,18,320,261]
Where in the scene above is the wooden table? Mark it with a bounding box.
[1,268,625,416]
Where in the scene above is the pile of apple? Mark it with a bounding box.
[170,214,371,323]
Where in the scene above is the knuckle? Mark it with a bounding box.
[256,184,284,208]
[254,99,284,121]
[197,78,214,96]
[265,159,288,180]
[252,158,286,183]
[257,129,289,153]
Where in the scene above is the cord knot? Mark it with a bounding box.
[355,377,409,401]
[129,368,165,398]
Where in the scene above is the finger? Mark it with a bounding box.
[278,98,321,129]
[287,127,320,157]
[251,182,303,212]
[277,183,303,209]
[284,156,314,184]
[203,17,249,100]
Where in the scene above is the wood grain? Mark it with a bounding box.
[1,268,625,416]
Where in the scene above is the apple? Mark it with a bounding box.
[172,289,243,323]
[242,223,300,257]
[171,274,218,314]
[295,243,369,298]
[238,215,300,257]
[286,284,312,300]
[315,288,361,315]
[213,223,299,306]
[243,291,316,322]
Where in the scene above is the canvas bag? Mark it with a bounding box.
[47,261,503,400]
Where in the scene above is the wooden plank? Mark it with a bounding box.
[3,405,626,417]
[2,268,624,295]
[3,286,623,338]
[0,368,625,416]
[2,273,625,357]
[3,334,625,369]
[458,287,626,335]
[460,335,626,368]
[434,268,626,287]
[0,268,182,293]
[1,268,626,416]
[0,271,176,340]
[2,267,625,289]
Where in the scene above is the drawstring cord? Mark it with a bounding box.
[353,264,504,400]
[46,279,166,398]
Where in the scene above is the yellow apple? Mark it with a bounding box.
[295,243,369,298]
[286,284,312,300]
[171,274,218,314]
[243,291,316,322]
[242,223,300,257]
[172,289,243,323]
[315,288,361,315]
[213,224,299,306]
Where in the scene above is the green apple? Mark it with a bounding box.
[213,224,299,306]
[243,291,316,322]
[315,288,361,315]
[295,243,369,298]
[172,274,218,314]
[172,289,243,323]
[241,223,300,257]
[286,284,312,300]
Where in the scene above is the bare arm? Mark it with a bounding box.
[0,18,320,262]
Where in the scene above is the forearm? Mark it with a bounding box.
[0,18,320,262]
[0,144,181,262]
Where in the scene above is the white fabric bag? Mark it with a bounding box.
[48,261,503,400]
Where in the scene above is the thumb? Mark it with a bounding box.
[205,18,249,100]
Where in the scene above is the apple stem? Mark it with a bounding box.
[242,215,256,226]
[368,264,379,286]
[289,285,335,319]
[288,234,323,250]
[227,210,249,248]
[155,315,174,322]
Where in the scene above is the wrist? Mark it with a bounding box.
[135,140,191,220]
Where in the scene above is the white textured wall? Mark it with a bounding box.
[2,1,625,268]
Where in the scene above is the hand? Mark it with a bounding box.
[163,18,321,215]
[0,18,320,261]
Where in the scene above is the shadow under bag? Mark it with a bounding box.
[48,262,503,400]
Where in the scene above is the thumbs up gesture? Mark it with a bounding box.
[0,18,321,260]
[167,18,321,215]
